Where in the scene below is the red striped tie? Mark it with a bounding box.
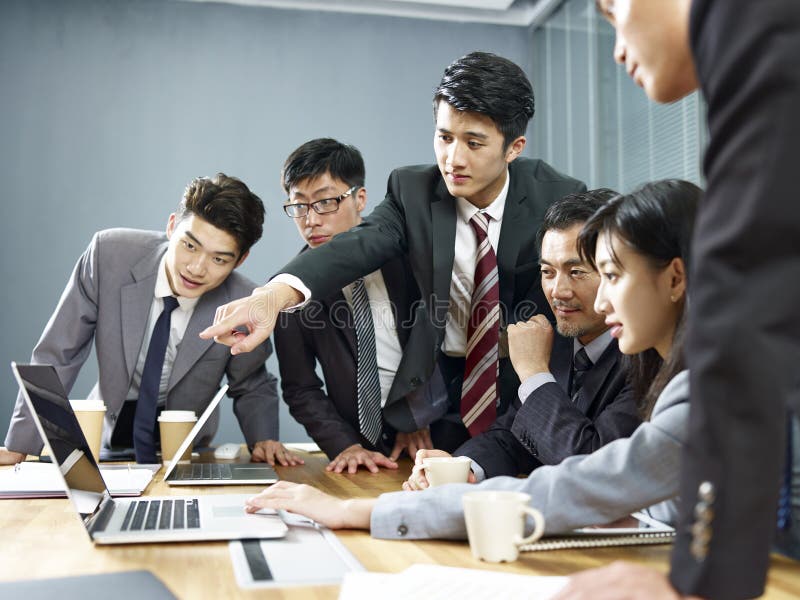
[461,212,500,436]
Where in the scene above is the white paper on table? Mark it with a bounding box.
[0,462,155,497]
[339,564,568,600]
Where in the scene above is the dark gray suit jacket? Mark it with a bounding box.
[455,335,640,478]
[671,1,800,597]
[274,254,419,459]
[280,158,585,433]
[4,229,279,455]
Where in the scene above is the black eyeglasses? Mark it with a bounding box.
[283,186,359,218]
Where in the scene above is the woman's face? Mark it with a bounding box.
[593,231,684,358]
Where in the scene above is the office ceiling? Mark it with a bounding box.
[179,0,564,27]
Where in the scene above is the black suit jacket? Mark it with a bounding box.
[671,1,800,597]
[455,335,640,478]
[281,158,586,433]
[274,255,418,459]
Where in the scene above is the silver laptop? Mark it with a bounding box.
[11,362,287,545]
[163,384,278,486]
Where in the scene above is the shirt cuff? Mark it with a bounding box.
[518,372,556,403]
[269,274,311,311]
[467,457,486,482]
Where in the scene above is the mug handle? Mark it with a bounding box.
[515,506,545,546]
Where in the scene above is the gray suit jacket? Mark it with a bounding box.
[370,370,689,540]
[5,228,279,455]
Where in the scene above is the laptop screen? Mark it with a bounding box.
[12,363,109,521]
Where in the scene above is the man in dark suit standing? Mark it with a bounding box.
[274,138,428,473]
[555,1,800,599]
[203,52,586,452]
[407,189,641,485]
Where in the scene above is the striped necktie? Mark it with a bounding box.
[134,295,179,464]
[352,278,383,446]
[461,212,500,437]
[570,348,592,403]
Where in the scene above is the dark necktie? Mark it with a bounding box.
[352,278,383,446]
[134,295,179,463]
[570,348,592,403]
[778,411,794,531]
[461,212,500,437]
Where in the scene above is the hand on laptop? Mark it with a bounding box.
[402,449,477,491]
[250,440,304,467]
[326,444,398,474]
[0,447,26,465]
[245,481,375,530]
[388,427,433,461]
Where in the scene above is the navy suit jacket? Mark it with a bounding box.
[455,334,640,478]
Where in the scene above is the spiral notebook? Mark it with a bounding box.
[520,511,675,552]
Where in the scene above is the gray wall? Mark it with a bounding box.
[0,0,532,446]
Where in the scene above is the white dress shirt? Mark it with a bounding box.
[126,256,200,405]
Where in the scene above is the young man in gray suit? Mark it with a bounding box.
[407,190,641,485]
[1,174,299,467]
[274,138,426,473]
[202,52,586,452]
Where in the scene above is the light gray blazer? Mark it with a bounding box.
[5,228,279,455]
[371,370,689,539]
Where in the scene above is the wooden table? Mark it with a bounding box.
[1,452,798,599]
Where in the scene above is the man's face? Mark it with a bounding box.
[540,224,607,345]
[433,101,525,209]
[285,172,365,248]
[596,0,697,103]
[164,214,244,298]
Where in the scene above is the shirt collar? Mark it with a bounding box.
[574,329,613,364]
[455,168,510,225]
[155,255,200,311]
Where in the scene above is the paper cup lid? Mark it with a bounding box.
[69,399,106,411]
[158,410,197,422]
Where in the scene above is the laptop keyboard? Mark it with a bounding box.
[120,498,201,531]
[172,463,234,480]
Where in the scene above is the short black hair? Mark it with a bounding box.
[537,188,619,250]
[176,173,264,258]
[433,51,535,148]
[282,138,365,194]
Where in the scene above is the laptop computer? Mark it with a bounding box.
[162,384,279,486]
[11,362,287,544]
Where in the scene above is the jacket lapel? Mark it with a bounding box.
[496,164,529,319]
[323,289,357,360]
[549,333,573,395]
[168,285,221,392]
[430,179,457,321]
[120,243,166,380]
[573,339,620,414]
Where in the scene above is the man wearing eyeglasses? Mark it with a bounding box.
[273,138,429,473]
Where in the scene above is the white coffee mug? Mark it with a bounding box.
[462,490,545,562]
[422,456,473,487]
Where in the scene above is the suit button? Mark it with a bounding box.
[698,481,715,502]
[382,433,390,441]
[410,377,421,389]
[397,524,408,536]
